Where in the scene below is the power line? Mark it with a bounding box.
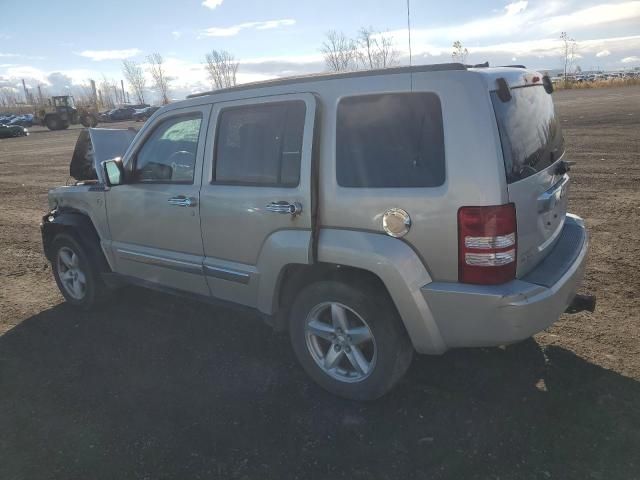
[406,0,412,66]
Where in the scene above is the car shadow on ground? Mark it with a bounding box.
[1,288,639,480]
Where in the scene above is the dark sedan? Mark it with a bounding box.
[133,106,160,122]
[0,124,28,138]
[100,107,136,122]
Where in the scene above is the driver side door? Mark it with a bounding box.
[105,105,211,296]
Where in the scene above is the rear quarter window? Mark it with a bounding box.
[336,93,445,188]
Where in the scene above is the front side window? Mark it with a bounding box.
[214,101,306,186]
[336,93,445,188]
[134,114,202,183]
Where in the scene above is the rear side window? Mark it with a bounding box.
[491,85,565,183]
[214,101,306,186]
[336,93,445,188]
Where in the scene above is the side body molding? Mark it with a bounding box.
[316,229,446,354]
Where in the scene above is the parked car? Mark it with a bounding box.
[0,123,28,138]
[133,106,160,122]
[100,107,136,122]
[8,113,34,127]
[41,64,594,400]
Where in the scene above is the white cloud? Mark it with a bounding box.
[542,1,640,32]
[4,66,49,84]
[200,19,295,37]
[621,56,640,63]
[78,48,142,61]
[202,0,223,9]
[0,53,19,58]
[505,1,528,16]
[171,31,182,39]
[387,0,640,48]
[596,49,611,57]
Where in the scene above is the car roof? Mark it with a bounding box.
[187,62,467,99]
[162,63,545,113]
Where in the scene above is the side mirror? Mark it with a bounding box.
[102,157,125,186]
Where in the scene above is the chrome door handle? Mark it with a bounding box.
[265,201,302,216]
[168,195,197,207]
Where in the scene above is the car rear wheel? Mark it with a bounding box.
[51,234,107,309]
[289,280,413,400]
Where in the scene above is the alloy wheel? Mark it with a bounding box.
[304,302,377,383]
[56,246,87,300]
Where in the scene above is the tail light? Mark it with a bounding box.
[458,204,517,285]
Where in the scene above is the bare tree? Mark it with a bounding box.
[204,50,239,89]
[122,60,146,104]
[72,84,95,106]
[356,27,399,69]
[452,41,469,64]
[99,75,116,108]
[321,30,358,72]
[0,87,19,107]
[560,32,578,86]
[147,53,170,104]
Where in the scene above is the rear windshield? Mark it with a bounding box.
[491,85,564,183]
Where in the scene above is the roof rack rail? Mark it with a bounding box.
[500,64,527,69]
[466,62,490,68]
[187,63,467,99]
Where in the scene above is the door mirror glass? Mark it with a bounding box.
[102,158,125,186]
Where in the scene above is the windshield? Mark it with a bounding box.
[53,96,75,108]
[491,85,564,183]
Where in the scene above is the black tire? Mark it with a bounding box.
[45,115,60,131]
[61,122,70,130]
[80,114,91,127]
[289,280,413,400]
[50,233,108,310]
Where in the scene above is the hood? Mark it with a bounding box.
[70,127,138,182]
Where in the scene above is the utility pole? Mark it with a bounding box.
[90,79,98,108]
[121,79,126,104]
[21,79,29,104]
[37,85,43,105]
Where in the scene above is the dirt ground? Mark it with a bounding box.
[0,87,639,479]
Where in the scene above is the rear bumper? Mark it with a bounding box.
[421,214,589,349]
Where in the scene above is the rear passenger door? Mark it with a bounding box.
[199,94,316,307]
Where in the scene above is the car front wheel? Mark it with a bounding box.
[289,280,413,400]
[51,234,106,309]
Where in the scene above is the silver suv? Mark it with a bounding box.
[41,64,594,400]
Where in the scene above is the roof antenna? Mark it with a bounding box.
[406,0,413,66]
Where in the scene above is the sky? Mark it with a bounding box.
[1,0,639,103]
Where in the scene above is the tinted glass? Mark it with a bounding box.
[336,93,445,188]
[135,114,202,183]
[215,101,306,186]
[491,85,564,183]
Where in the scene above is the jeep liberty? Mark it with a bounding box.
[42,64,595,400]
